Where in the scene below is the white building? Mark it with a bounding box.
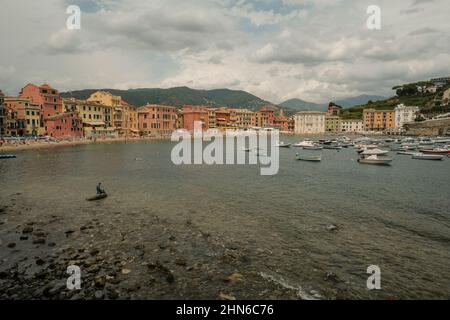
[395,104,419,130]
[341,119,364,133]
[294,111,326,134]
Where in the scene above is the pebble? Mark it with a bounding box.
[22,226,34,234]
[121,269,131,275]
[94,290,104,300]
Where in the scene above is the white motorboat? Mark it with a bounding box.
[275,141,292,148]
[358,155,392,165]
[412,153,445,161]
[293,140,315,148]
[361,148,390,156]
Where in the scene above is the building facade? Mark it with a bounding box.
[273,109,289,132]
[182,105,210,131]
[394,104,420,131]
[341,119,364,133]
[325,115,342,133]
[19,83,63,134]
[294,111,326,134]
[255,107,274,128]
[87,91,122,130]
[363,109,395,131]
[0,90,6,137]
[138,105,178,137]
[63,98,116,137]
[44,112,83,138]
[4,97,42,136]
[327,102,343,116]
[234,108,254,129]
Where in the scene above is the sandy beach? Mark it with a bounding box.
[0,137,167,153]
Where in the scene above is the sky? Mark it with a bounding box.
[1,0,449,104]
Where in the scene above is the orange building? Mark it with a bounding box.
[255,107,275,128]
[363,109,395,131]
[4,97,42,136]
[273,109,289,131]
[138,104,178,137]
[182,105,210,131]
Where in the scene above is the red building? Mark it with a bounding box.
[256,107,275,128]
[182,105,209,131]
[45,112,83,138]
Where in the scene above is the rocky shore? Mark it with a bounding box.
[0,194,300,300]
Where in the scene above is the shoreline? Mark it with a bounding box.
[0,137,168,153]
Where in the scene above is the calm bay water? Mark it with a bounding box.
[1,138,449,299]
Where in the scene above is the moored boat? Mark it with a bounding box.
[295,154,322,162]
[412,153,445,161]
[419,148,450,155]
[86,193,108,201]
[358,155,392,165]
[361,148,389,156]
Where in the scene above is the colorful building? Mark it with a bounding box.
[363,109,395,131]
[45,112,83,138]
[19,83,63,134]
[273,109,290,132]
[233,108,254,129]
[182,105,210,131]
[0,90,7,137]
[4,97,42,136]
[325,115,342,133]
[63,98,116,137]
[87,91,121,130]
[294,111,326,134]
[255,107,275,128]
[122,99,139,136]
[341,119,364,133]
[207,108,217,129]
[138,104,178,137]
[327,102,342,116]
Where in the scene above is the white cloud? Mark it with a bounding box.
[0,0,449,104]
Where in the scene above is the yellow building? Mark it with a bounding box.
[4,97,44,136]
[325,115,342,133]
[63,98,116,137]
[233,108,254,129]
[121,99,139,137]
[87,91,122,131]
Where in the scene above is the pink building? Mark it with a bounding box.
[45,112,83,138]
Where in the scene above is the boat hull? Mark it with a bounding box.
[86,194,108,201]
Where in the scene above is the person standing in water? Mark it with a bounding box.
[96,182,106,195]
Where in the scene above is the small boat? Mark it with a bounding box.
[419,148,450,155]
[358,155,392,165]
[293,141,314,148]
[0,154,17,159]
[302,145,323,150]
[296,154,322,162]
[275,142,292,148]
[412,153,445,161]
[361,148,389,156]
[86,193,108,201]
[397,151,416,156]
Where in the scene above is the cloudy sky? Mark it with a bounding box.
[1,0,449,103]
